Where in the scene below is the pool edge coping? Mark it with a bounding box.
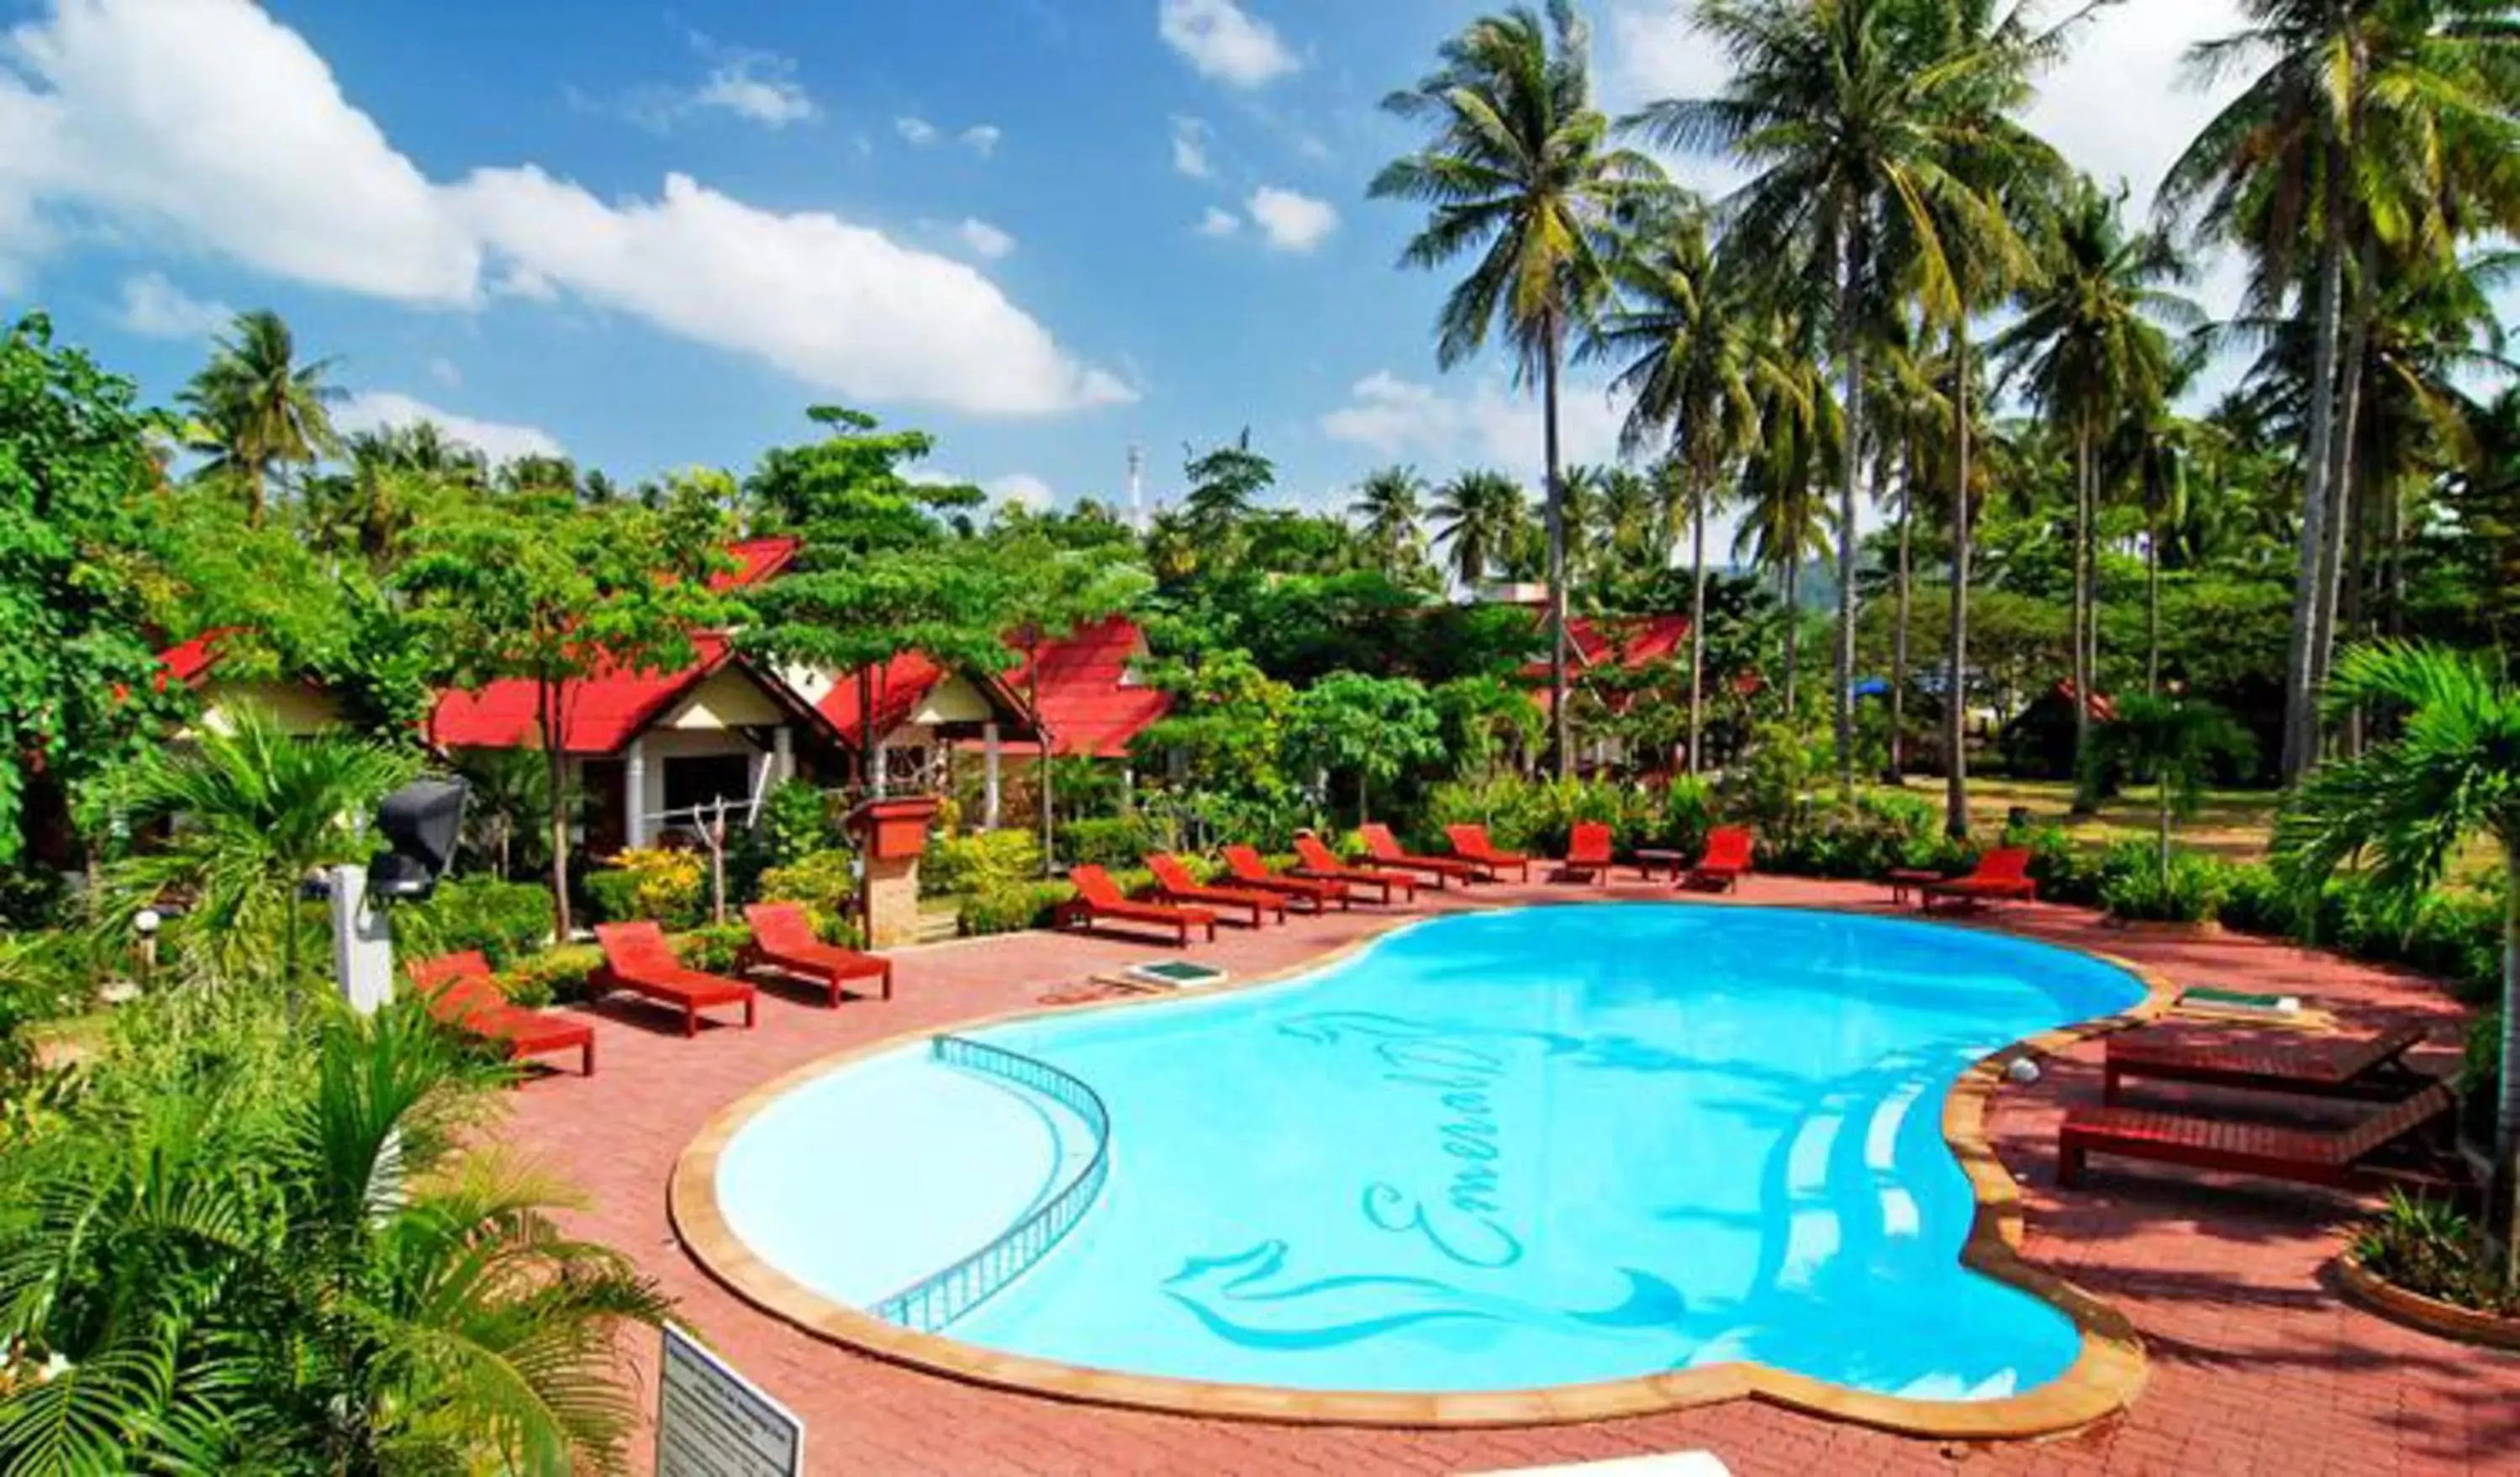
[668,896,2171,1437]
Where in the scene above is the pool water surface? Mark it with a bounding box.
[713,905,2145,1401]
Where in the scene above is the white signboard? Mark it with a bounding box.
[656,1324,804,1477]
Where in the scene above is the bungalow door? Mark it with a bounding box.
[581,759,628,859]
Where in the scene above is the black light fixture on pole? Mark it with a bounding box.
[330,776,471,1014]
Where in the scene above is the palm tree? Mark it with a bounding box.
[1590,201,1769,773]
[0,1005,671,1473]
[1432,470,1531,589]
[1993,177,2195,795]
[1595,465,1659,579]
[108,704,414,995]
[2086,693,2254,885]
[1350,466,1431,581]
[2273,641,2520,1261]
[1183,429,1274,538]
[180,309,341,525]
[1373,1,1662,778]
[1632,0,2040,793]
[2163,0,2520,778]
[1733,344,1839,713]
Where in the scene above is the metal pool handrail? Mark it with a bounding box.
[869,1035,1113,1332]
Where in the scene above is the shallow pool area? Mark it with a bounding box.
[710,905,2146,1402]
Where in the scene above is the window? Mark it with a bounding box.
[662,753,752,822]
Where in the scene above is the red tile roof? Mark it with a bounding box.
[427,636,738,754]
[714,537,800,591]
[818,651,952,747]
[1521,612,1692,685]
[156,626,247,688]
[1006,615,1173,759]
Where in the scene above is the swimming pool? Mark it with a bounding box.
[700,905,2148,1415]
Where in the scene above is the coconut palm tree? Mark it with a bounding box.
[2273,641,2520,1261]
[1350,466,1431,582]
[2163,0,2520,778]
[1183,429,1274,540]
[1632,0,2043,794]
[1993,177,2196,794]
[1432,469,1532,589]
[0,1004,672,1474]
[1373,1,1662,778]
[180,309,341,526]
[1733,343,1840,713]
[108,704,414,995]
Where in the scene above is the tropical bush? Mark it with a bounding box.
[498,943,606,1008]
[394,875,554,967]
[674,921,753,974]
[2350,1191,2517,1317]
[0,1000,671,1472]
[586,847,705,929]
[1056,815,1155,868]
[962,881,1073,937]
[2096,842,2231,924]
[924,828,1041,895]
[757,776,843,864]
[1421,775,1711,857]
[754,847,858,918]
[1761,789,1963,879]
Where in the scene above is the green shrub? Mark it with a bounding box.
[2349,1191,2517,1317]
[2002,824,2103,906]
[1057,816,1152,868]
[755,848,857,916]
[2096,844,2231,924]
[674,922,752,974]
[1758,789,1947,881]
[2217,862,2294,935]
[584,847,706,929]
[924,829,1041,896]
[498,944,604,1007]
[757,777,842,864]
[396,876,553,967]
[962,881,1073,936]
[1421,776,1705,858]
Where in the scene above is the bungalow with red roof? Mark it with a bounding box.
[156,626,349,738]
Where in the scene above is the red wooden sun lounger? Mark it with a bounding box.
[741,902,893,1005]
[1146,853,1287,926]
[409,951,596,1077]
[2103,1023,2431,1105]
[1221,846,1349,910]
[590,922,757,1037]
[1360,823,1482,889]
[1559,821,1615,885]
[1291,835,1419,904]
[2058,1083,2458,1191]
[1922,847,2038,910]
[1683,826,1754,892]
[1056,864,1217,945]
[1445,824,1533,882]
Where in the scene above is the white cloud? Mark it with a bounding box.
[1159,0,1299,88]
[1196,205,1241,237]
[114,271,230,339]
[0,0,1124,419]
[689,52,815,129]
[2025,1,2252,219]
[0,0,478,303]
[961,124,1001,157]
[454,169,1131,414]
[955,217,1015,260]
[335,390,563,464]
[894,115,938,145]
[988,472,1054,511]
[1245,185,1336,253]
[1320,371,1622,483]
[1170,114,1214,178]
[426,356,461,387]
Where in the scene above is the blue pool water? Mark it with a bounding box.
[714,905,2145,1400]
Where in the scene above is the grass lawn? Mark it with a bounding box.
[1922,776,2282,862]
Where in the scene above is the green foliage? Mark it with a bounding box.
[2096,842,2232,924]
[757,777,842,865]
[1421,776,1711,857]
[585,847,706,930]
[1432,675,1546,780]
[392,875,554,968]
[0,1000,670,1471]
[1284,672,1446,820]
[498,944,605,1008]
[754,847,859,918]
[923,829,1041,896]
[961,881,1074,937]
[2350,1192,2517,1317]
[1760,789,1964,880]
[675,921,753,975]
[1057,816,1155,868]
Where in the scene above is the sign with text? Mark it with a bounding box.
[656,1324,804,1477]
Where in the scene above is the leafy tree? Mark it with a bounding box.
[2084,693,2254,884]
[1182,430,1275,541]
[2273,641,2520,1263]
[180,309,340,526]
[1374,1,1661,778]
[0,1003,670,1473]
[989,528,1152,872]
[1284,673,1446,823]
[1434,674,1547,781]
[0,314,182,870]
[1431,470,1531,588]
[108,704,416,994]
[398,490,735,937]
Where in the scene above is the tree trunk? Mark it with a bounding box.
[2315,269,2370,756]
[1689,487,1708,777]
[2498,840,2519,1267]
[2281,171,2349,779]
[2157,778,2173,891]
[1890,462,1911,783]
[2146,502,2163,698]
[1834,260,1864,798]
[1543,308,1572,781]
[1029,632,1056,878]
[245,457,267,528]
[1946,332,1974,840]
[1782,558,1800,715]
[540,677,572,940]
[2072,420,2095,804]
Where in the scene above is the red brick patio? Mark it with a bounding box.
[497,877,2519,1476]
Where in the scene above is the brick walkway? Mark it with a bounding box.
[496,877,2520,1476]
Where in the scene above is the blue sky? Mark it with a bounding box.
[0,0,2254,518]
